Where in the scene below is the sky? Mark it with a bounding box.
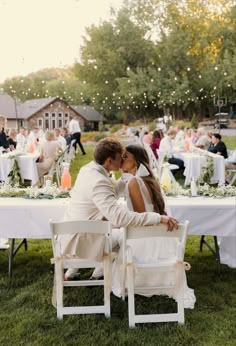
[0,0,124,82]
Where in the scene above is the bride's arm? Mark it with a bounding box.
[128,177,146,213]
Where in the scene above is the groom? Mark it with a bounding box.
[61,138,178,279]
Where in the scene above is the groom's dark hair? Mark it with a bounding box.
[94,138,124,164]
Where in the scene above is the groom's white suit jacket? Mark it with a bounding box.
[60,161,160,260]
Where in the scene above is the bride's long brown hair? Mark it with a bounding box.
[125,144,166,215]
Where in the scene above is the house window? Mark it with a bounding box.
[45,112,49,118]
[58,112,63,118]
[64,113,69,126]
[51,119,56,129]
[37,118,43,127]
[58,119,63,127]
[52,113,56,117]
[45,119,49,130]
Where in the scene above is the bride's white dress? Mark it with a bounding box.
[112,175,196,309]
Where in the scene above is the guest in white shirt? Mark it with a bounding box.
[68,115,86,155]
[16,127,28,151]
[195,127,210,149]
[27,126,39,145]
[159,128,184,171]
[54,128,67,151]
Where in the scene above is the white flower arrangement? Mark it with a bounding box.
[164,181,236,198]
[0,182,70,199]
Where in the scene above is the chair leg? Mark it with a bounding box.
[127,264,135,328]
[214,236,221,275]
[103,257,111,318]
[177,268,185,325]
[55,262,64,320]
[200,236,205,251]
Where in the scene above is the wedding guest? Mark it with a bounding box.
[194,127,210,150]
[150,129,162,159]
[208,133,228,158]
[0,127,9,149]
[142,130,153,145]
[60,138,178,280]
[159,128,184,171]
[54,128,67,151]
[16,127,28,151]
[36,131,59,185]
[61,127,71,146]
[8,129,17,150]
[68,115,86,155]
[27,126,39,145]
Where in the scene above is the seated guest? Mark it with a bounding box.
[16,127,28,151]
[208,133,228,158]
[54,128,67,151]
[61,127,71,146]
[27,126,39,146]
[60,138,177,280]
[36,131,59,185]
[0,127,9,150]
[194,127,210,149]
[159,128,184,171]
[142,130,153,145]
[150,130,162,159]
[8,129,17,151]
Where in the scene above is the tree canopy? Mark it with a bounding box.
[1,0,235,123]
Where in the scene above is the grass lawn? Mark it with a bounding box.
[0,138,235,345]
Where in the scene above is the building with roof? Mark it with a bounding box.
[0,95,106,131]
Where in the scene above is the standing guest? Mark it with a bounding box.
[36,131,59,185]
[8,129,17,151]
[150,130,162,159]
[54,128,67,151]
[16,127,28,151]
[68,115,86,155]
[60,138,178,280]
[208,133,228,158]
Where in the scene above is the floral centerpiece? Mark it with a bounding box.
[164,181,236,198]
[0,182,70,199]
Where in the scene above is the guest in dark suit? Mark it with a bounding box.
[208,133,228,158]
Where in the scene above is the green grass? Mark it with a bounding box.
[0,140,236,345]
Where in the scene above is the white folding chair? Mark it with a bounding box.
[50,219,113,320]
[156,149,178,184]
[122,221,189,328]
[143,143,159,178]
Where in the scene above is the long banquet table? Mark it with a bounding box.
[0,152,39,186]
[0,196,235,268]
[174,151,225,186]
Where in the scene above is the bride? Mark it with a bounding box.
[112,144,196,309]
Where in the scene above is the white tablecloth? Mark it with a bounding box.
[0,196,235,267]
[175,151,225,186]
[0,152,39,186]
[167,196,236,268]
[0,198,67,239]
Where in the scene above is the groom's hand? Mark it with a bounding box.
[160,215,179,231]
